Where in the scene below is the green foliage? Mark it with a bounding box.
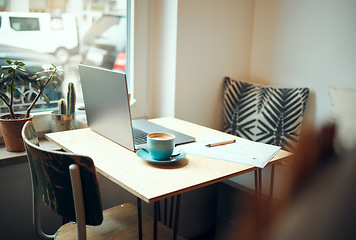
[0,60,63,119]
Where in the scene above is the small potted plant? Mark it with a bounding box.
[51,82,76,132]
[0,60,62,152]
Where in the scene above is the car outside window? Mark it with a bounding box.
[81,14,127,73]
[0,0,129,115]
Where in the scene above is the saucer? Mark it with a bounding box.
[136,148,186,163]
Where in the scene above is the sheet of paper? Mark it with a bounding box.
[177,134,281,168]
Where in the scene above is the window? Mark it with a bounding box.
[51,16,64,31]
[0,0,129,115]
[81,14,127,73]
[9,17,40,31]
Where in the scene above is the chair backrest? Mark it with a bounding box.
[22,121,103,227]
[223,77,310,152]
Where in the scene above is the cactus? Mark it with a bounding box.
[58,98,67,115]
[66,82,76,114]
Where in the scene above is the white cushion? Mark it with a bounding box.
[328,86,356,151]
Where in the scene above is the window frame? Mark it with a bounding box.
[126,0,149,120]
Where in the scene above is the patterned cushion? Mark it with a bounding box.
[223,77,309,152]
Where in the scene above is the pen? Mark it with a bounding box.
[205,139,236,147]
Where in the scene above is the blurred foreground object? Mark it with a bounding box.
[229,123,356,240]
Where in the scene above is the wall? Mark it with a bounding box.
[148,0,178,118]
[0,160,62,240]
[163,0,356,129]
[174,0,255,129]
[250,0,356,126]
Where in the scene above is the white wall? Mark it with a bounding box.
[250,0,356,126]
[174,0,255,129]
[148,0,178,118]
[151,0,356,129]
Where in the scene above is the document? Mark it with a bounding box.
[177,134,281,168]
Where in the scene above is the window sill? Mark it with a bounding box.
[0,138,61,167]
[0,99,140,167]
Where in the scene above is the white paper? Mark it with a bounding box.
[177,134,281,168]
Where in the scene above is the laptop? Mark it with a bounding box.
[78,64,195,151]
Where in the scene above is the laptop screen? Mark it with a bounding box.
[78,64,136,150]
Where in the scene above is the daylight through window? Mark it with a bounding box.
[0,0,129,114]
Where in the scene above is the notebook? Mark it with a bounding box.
[78,64,195,151]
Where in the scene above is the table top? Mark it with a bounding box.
[45,117,292,203]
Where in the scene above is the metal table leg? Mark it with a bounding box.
[169,196,175,228]
[154,201,159,240]
[137,198,143,240]
[270,165,275,198]
[254,169,262,230]
[172,194,181,240]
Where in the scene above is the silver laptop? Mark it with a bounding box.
[78,64,195,151]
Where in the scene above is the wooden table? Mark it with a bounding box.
[45,117,292,239]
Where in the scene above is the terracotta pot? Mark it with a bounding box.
[0,114,33,152]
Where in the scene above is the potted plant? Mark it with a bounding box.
[51,82,76,132]
[0,60,62,152]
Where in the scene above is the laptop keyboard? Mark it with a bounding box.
[133,127,148,145]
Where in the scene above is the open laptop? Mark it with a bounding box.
[78,64,195,151]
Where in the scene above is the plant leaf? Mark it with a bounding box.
[37,76,47,81]
[5,60,12,64]
[42,92,50,104]
[17,67,28,75]
[16,75,24,83]
[1,66,13,71]
[55,72,63,81]
[51,81,57,89]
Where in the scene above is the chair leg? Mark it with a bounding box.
[69,164,86,240]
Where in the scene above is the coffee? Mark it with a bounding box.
[148,133,174,140]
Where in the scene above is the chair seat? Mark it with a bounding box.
[55,203,186,240]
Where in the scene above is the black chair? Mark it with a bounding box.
[22,121,183,240]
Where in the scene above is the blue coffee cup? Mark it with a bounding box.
[147,133,175,160]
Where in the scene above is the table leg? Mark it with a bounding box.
[254,169,263,231]
[169,196,175,228]
[154,201,159,240]
[172,194,181,240]
[270,165,275,198]
[157,200,161,222]
[137,198,143,240]
[164,198,168,225]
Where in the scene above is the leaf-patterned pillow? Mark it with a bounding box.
[223,77,309,152]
